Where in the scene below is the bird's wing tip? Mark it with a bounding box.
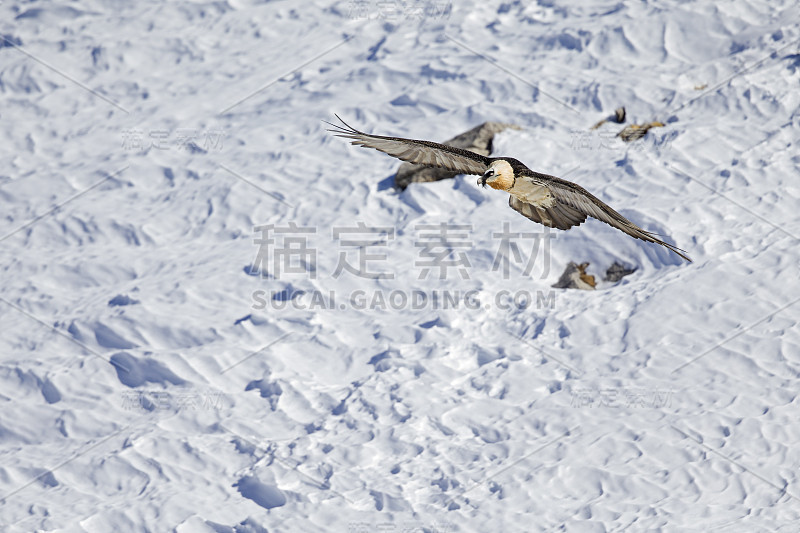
[328,114,360,134]
[324,115,363,138]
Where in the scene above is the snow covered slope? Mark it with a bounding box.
[1,0,799,531]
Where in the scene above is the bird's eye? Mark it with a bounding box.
[486,169,495,176]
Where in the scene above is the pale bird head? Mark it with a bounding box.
[478,160,515,191]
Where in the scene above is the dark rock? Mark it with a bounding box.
[552,262,596,290]
[617,121,664,142]
[590,106,626,130]
[604,262,637,282]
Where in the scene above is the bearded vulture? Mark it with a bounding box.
[327,115,691,262]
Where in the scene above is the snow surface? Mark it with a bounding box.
[1,0,800,531]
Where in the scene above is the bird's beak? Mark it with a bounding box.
[478,175,487,188]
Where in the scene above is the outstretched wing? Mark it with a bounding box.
[509,173,692,262]
[326,114,491,175]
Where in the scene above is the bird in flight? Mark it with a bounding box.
[327,115,691,262]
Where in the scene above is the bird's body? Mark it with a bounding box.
[327,115,691,262]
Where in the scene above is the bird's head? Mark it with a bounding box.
[478,160,515,191]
